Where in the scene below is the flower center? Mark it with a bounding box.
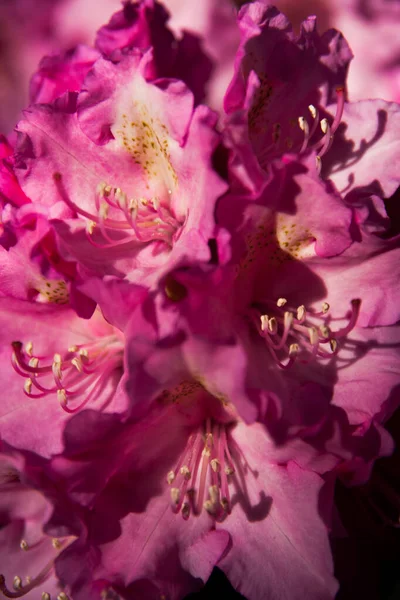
[253,296,360,368]
[53,173,182,250]
[11,332,123,414]
[166,418,240,521]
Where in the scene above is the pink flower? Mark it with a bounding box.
[46,396,338,600]
[0,446,78,599]
[273,0,400,102]
[15,50,226,293]
[0,294,134,457]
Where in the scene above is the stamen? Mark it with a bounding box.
[166,420,241,520]
[11,331,123,413]
[54,173,181,250]
[254,297,361,368]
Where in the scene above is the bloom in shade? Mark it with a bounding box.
[223,1,352,190]
[46,387,338,600]
[0,445,78,600]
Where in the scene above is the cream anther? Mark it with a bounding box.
[71,356,82,372]
[268,317,278,334]
[308,104,317,119]
[322,302,330,313]
[58,593,70,600]
[320,325,331,339]
[316,155,322,174]
[79,349,88,359]
[52,354,62,377]
[181,502,190,520]
[203,500,214,514]
[225,466,235,475]
[68,345,78,353]
[170,488,180,505]
[210,458,220,472]
[166,470,175,484]
[52,538,62,549]
[13,576,22,590]
[284,311,293,328]
[24,378,33,394]
[28,357,39,368]
[289,343,299,356]
[20,539,29,551]
[260,314,269,332]
[42,593,51,600]
[277,298,287,307]
[298,116,306,131]
[99,203,109,220]
[57,389,67,405]
[25,342,33,356]
[308,327,319,345]
[86,220,96,235]
[103,185,112,196]
[297,305,306,321]
[320,118,329,134]
[180,466,191,481]
[330,339,338,352]
[209,485,219,505]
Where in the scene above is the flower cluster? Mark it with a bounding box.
[1,1,400,599]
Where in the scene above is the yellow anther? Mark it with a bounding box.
[52,538,62,549]
[330,339,338,352]
[277,298,287,307]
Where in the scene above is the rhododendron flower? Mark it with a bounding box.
[15,49,226,292]
[0,1,400,599]
[0,446,79,600]
[0,298,131,457]
[45,394,338,600]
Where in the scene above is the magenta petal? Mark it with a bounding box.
[325,100,400,200]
